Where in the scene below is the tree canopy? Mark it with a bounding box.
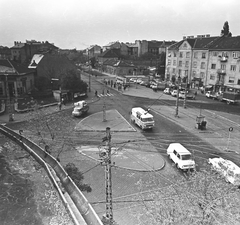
[60,69,88,93]
[221,21,232,37]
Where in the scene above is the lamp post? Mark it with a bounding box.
[175,75,181,117]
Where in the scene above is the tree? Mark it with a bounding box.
[131,169,240,225]
[60,69,88,94]
[221,21,232,37]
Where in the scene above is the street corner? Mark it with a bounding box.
[75,145,165,172]
[74,109,136,132]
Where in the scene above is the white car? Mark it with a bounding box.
[179,91,185,99]
[205,91,212,98]
[163,88,171,94]
[136,79,142,84]
[129,78,137,83]
[208,157,240,186]
[171,90,178,97]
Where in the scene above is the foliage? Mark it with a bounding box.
[221,21,232,37]
[60,69,88,93]
[64,163,92,192]
[131,169,240,225]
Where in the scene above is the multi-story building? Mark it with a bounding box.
[10,40,58,64]
[165,35,240,93]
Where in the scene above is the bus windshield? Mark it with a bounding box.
[142,118,154,122]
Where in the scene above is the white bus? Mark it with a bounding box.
[130,107,154,130]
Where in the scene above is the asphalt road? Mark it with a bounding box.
[2,74,239,225]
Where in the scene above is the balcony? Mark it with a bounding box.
[218,55,228,62]
[217,69,226,75]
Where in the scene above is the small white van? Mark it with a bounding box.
[130,107,154,130]
[167,143,195,170]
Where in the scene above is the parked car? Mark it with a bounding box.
[129,78,137,83]
[163,88,171,94]
[206,91,218,99]
[136,79,142,84]
[205,91,212,98]
[208,157,240,186]
[179,91,196,100]
[171,90,178,97]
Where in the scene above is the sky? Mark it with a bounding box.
[0,0,239,50]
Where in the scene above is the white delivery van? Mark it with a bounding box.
[167,143,195,170]
[130,107,154,130]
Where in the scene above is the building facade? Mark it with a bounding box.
[165,35,240,93]
[0,59,35,98]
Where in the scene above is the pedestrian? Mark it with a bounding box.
[58,101,62,110]
[95,90,98,97]
[107,90,110,94]
[195,91,197,96]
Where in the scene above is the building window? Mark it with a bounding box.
[174,52,177,57]
[202,52,206,58]
[179,61,182,67]
[186,52,190,58]
[221,64,226,70]
[229,77,235,83]
[173,60,176,66]
[180,52,183,58]
[213,52,218,56]
[210,74,215,80]
[211,64,216,69]
[168,59,171,65]
[193,61,197,68]
[200,62,205,69]
[200,72,205,78]
[194,52,198,59]
[238,79,240,85]
[192,70,196,77]
[232,52,237,58]
[222,52,228,57]
[230,65,236,71]
[172,68,176,74]
[185,61,189,67]
[185,70,188,77]
[0,82,3,95]
[179,69,182,76]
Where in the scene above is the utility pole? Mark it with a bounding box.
[183,77,188,109]
[175,75,181,117]
[101,127,114,225]
[88,48,91,92]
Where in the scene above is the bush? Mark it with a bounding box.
[64,163,92,192]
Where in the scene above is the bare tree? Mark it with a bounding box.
[131,169,240,225]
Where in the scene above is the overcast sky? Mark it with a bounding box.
[0,0,239,50]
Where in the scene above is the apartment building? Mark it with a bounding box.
[10,40,58,64]
[165,35,240,93]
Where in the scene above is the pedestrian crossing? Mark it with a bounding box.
[97,93,114,98]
